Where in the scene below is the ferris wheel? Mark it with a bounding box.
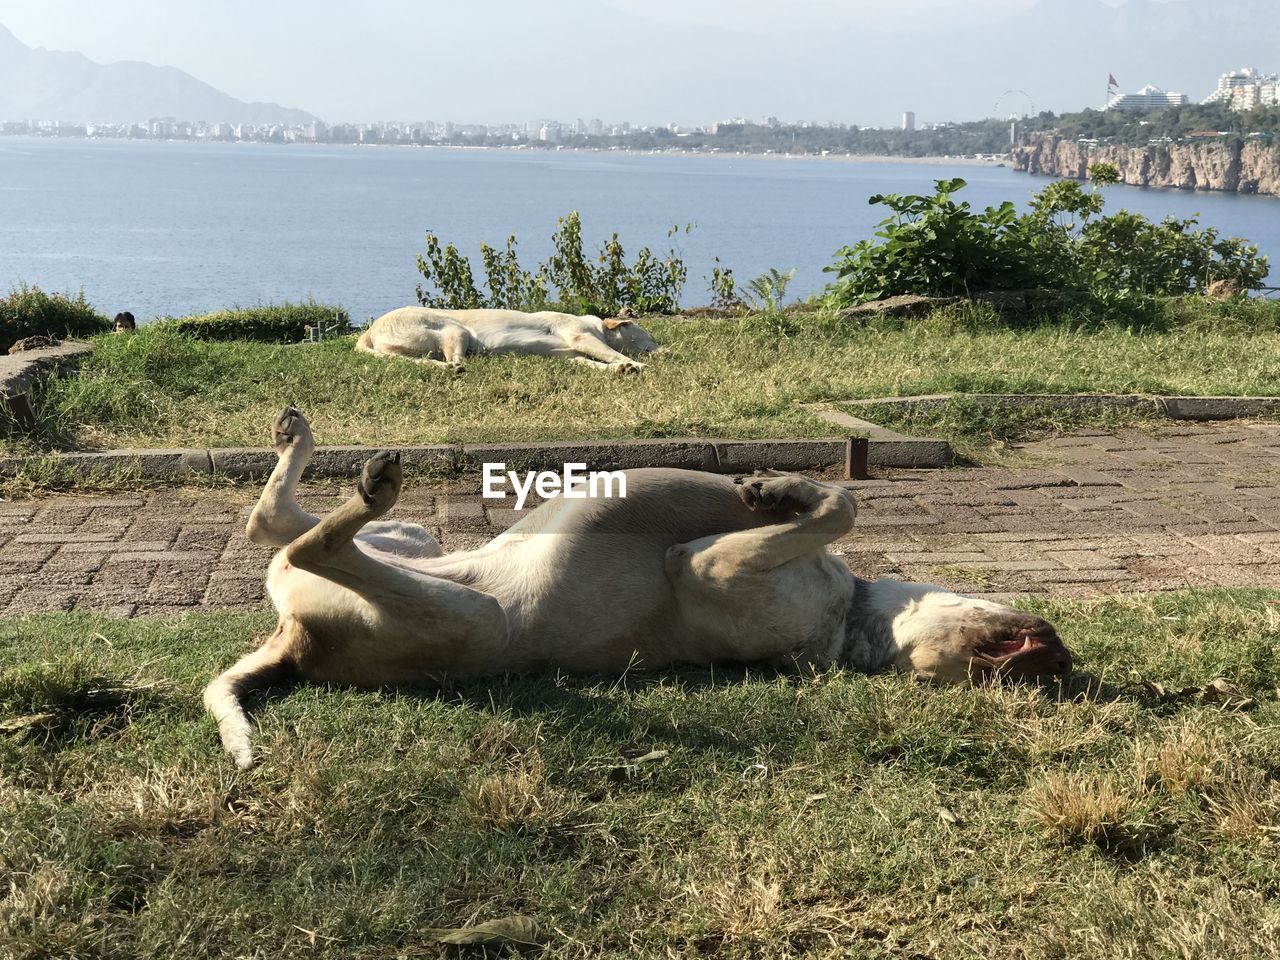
[993,90,1036,120]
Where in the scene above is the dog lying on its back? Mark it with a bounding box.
[356,306,659,374]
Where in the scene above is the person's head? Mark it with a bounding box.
[114,311,136,333]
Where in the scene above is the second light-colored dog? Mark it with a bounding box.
[356,306,659,374]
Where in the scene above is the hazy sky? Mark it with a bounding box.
[0,0,1245,125]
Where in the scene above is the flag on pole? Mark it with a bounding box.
[1108,73,1119,88]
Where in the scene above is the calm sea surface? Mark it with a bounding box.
[2,137,1279,321]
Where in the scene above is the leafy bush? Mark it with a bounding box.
[1012,178,1269,301]
[824,177,1270,311]
[824,178,1034,303]
[416,212,690,315]
[0,284,109,351]
[417,233,547,312]
[159,302,350,342]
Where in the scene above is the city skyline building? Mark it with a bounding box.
[1202,67,1277,105]
[1106,84,1188,112]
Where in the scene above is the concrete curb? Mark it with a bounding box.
[0,432,955,481]
[1,341,95,432]
[9,392,1274,482]
[838,393,1280,421]
[0,341,95,398]
[804,406,954,468]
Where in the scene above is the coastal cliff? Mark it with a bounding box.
[1012,134,1280,196]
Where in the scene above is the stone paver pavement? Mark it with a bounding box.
[4,422,1280,617]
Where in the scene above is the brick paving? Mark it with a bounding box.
[3,422,1280,617]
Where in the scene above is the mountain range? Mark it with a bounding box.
[0,23,317,124]
[3,1,1280,127]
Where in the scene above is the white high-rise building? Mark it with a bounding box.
[1106,85,1188,112]
[1203,67,1277,105]
[901,111,916,131]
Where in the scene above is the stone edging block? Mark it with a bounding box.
[713,440,846,472]
[8,392,1274,482]
[1,436,955,480]
[839,393,1280,421]
[0,341,95,399]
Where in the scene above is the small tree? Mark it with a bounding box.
[415,212,689,315]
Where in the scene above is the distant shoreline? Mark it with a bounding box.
[471,146,1010,167]
[0,133,1007,167]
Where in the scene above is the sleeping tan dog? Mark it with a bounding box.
[204,408,1073,768]
[355,306,659,374]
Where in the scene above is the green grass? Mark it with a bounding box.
[9,301,1280,454]
[2,591,1279,958]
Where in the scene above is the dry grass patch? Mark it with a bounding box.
[688,864,787,947]
[1139,722,1233,798]
[1026,771,1146,847]
[929,563,1000,590]
[1206,770,1280,843]
[466,750,563,830]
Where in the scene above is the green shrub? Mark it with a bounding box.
[0,284,109,351]
[416,212,691,315]
[159,302,350,342]
[824,177,1270,312]
[824,178,1035,303]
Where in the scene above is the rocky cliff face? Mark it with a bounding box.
[1012,134,1280,196]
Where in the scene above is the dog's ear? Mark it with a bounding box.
[603,318,634,330]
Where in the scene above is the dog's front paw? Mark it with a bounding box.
[273,406,315,454]
[610,360,644,375]
[358,450,403,512]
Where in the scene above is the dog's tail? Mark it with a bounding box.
[355,329,376,353]
[203,618,301,769]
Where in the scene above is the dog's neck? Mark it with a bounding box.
[841,576,944,672]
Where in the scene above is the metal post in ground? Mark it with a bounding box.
[845,436,869,481]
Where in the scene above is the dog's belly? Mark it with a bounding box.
[455,532,684,672]
[457,534,850,674]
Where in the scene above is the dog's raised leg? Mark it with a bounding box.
[284,451,508,644]
[664,473,857,672]
[668,473,856,580]
[245,406,321,547]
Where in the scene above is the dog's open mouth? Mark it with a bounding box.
[975,627,1072,677]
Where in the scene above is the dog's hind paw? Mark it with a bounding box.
[358,450,403,511]
[736,472,804,513]
[273,406,315,454]
[610,360,644,375]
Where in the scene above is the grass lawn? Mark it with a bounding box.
[9,303,1280,455]
[2,590,1279,958]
